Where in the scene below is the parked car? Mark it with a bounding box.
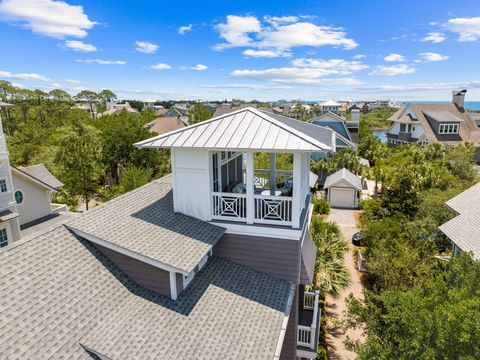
[352,232,364,246]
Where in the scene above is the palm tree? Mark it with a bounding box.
[310,216,351,298]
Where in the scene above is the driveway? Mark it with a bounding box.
[325,208,364,360]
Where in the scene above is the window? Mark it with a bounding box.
[0,179,7,193]
[439,124,459,134]
[14,190,24,204]
[0,228,8,248]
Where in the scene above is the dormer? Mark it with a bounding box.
[135,108,334,231]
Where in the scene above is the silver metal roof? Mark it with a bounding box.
[324,168,362,191]
[135,107,333,152]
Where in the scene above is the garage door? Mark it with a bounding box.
[329,188,355,208]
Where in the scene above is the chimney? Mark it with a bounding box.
[351,109,360,122]
[452,89,467,108]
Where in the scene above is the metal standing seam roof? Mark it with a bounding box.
[67,175,225,274]
[0,225,294,360]
[323,168,362,191]
[134,107,334,152]
[14,164,64,190]
[439,182,480,260]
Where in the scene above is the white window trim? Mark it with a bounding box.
[14,189,25,205]
[0,224,12,248]
[439,123,459,134]
[0,177,9,194]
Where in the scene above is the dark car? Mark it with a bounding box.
[352,232,364,246]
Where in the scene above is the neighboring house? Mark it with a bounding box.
[0,107,332,359]
[144,115,189,135]
[386,90,480,154]
[100,102,138,116]
[211,103,257,118]
[318,100,341,115]
[324,168,362,209]
[439,182,480,260]
[164,106,189,117]
[310,110,359,147]
[11,164,65,226]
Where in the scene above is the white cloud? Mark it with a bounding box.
[231,57,366,84]
[369,64,415,76]
[353,54,366,59]
[0,0,96,38]
[214,15,357,51]
[64,40,97,52]
[178,24,192,34]
[181,64,208,71]
[420,32,446,43]
[384,53,406,62]
[64,78,81,84]
[201,83,292,90]
[134,41,159,54]
[291,58,368,73]
[243,49,291,58]
[444,17,480,42]
[0,70,49,81]
[76,59,126,65]
[149,63,172,70]
[48,82,61,88]
[355,80,480,93]
[263,15,298,25]
[418,52,449,62]
[214,15,261,49]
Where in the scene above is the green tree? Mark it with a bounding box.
[188,103,214,124]
[345,254,480,359]
[56,121,102,210]
[74,90,98,118]
[120,166,153,192]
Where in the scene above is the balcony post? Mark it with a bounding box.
[245,151,254,224]
[292,152,302,228]
[269,152,276,195]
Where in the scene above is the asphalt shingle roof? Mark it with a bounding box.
[68,175,225,274]
[15,164,64,189]
[439,182,480,260]
[0,225,293,359]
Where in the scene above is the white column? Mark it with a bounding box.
[292,152,302,228]
[169,272,178,300]
[269,152,276,195]
[245,151,254,224]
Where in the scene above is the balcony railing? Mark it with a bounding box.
[211,192,293,225]
[297,290,320,350]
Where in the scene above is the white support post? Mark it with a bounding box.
[292,152,302,228]
[269,152,276,195]
[169,272,177,300]
[245,151,254,224]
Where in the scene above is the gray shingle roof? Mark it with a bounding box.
[15,164,64,189]
[439,182,480,260]
[0,225,294,359]
[67,175,225,274]
[324,168,362,191]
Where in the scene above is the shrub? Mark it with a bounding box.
[313,197,330,215]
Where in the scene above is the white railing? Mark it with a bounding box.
[254,195,292,225]
[51,203,68,214]
[211,192,247,221]
[297,290,320,350]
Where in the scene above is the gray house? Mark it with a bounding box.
[0,107,334,359]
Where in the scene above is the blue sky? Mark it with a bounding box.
[0,0,479,101]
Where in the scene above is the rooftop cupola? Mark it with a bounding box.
[135,107,335,230]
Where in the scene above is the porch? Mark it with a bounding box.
[210,151,311,228]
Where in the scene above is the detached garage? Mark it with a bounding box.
[324,168,362,209]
